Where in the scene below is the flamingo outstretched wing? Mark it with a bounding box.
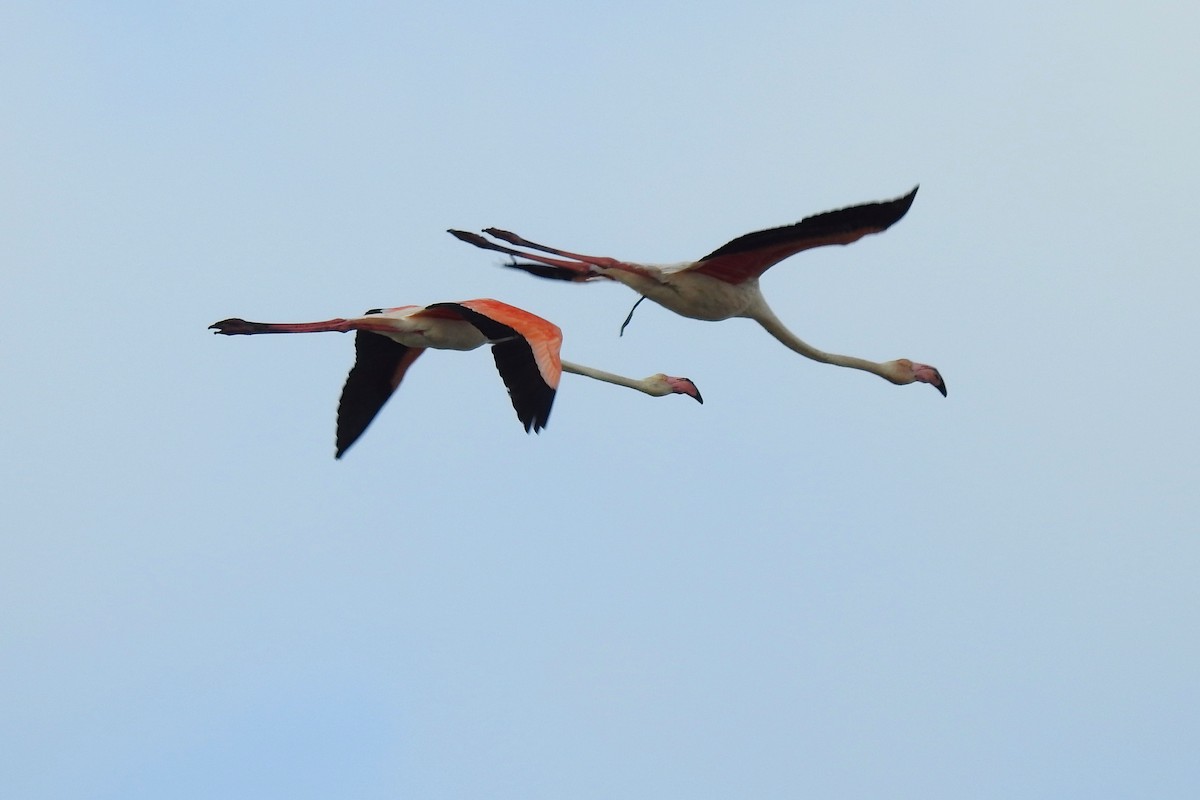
[691,186,919,284]
[336,314,425,458]
[425,300,562,433]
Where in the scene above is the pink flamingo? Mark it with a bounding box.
[210,299,701,458]
[449,187,945,396]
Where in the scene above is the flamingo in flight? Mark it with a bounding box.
[210,299,701,458]
[449,186,945,396]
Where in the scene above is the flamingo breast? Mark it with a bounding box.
[618,271,762,321]
[369,310,490,352]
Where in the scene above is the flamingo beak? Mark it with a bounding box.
[913,363,947,397]
[669,377,703,404]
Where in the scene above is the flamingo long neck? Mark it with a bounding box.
[561,360,651,394]
[747,301,890,381]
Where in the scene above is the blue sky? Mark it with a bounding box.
[3,2,1198,798]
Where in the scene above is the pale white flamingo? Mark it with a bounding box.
[449,186,945,396]
[210,299,700,458]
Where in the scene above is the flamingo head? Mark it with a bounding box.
[648,374,704,403]
[886,359,947,396]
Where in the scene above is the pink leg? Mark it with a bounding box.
[447,230,596,276]
[210,317,354,335]
[482,228,619,268]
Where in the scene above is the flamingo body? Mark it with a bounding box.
[211,299,561,457]
[449,186,946,396]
